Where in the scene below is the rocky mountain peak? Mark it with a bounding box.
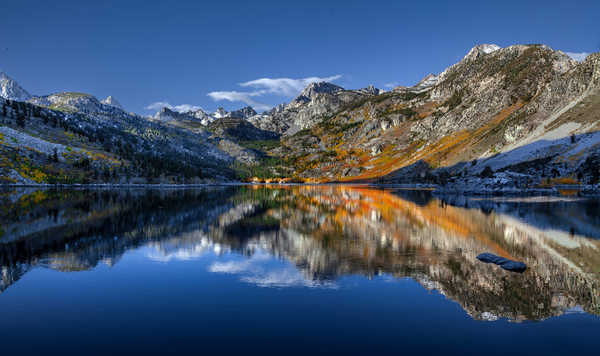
[463,44,501,61]
[357,85,382,95]
[187,108,215,125]
[101,95,123,109]
[154,107,183,121]
[187,107,208,117]
[229,106,257,119]
[152,106,216,126]
[0,72,32,101]
[418,74,438,86]
[585,52,600,86]
[158,107,175,115]
[28,92,105,114]
[294,81,344,103]
[213,107,229,118]
[413,74,439,91]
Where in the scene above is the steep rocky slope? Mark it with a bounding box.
[0,70,290,183]
[261,44,600,186]
[0,94,237,183]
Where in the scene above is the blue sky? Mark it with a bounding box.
[1,0,598,114]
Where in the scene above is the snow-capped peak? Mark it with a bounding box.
[464,44,501,61]
[212,107,229,118]
[416,74,439,88]
[480,44,501,54]
[0,72,32,101]
[187,108,216,125]
[101,95,123,109]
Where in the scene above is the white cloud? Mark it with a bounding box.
[209,260,253,273]
[145,101,204,113]
[239,74,342,96]
[207,74,343,111]
[384,82,399,88]
[565,52,590,62]
[207,90,272,111]
[208,251,336,289]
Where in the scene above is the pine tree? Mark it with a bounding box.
[16,113,25,128]
[52,148,59,162]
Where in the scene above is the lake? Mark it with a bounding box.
[1,186,599,355]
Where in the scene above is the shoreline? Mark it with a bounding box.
[2,182,600,197]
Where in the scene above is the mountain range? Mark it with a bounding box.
[1,43,599,189]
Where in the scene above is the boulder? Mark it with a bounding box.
[476,253,527,273]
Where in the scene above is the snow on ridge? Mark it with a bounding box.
[481,44,501,54]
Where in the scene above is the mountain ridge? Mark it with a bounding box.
[1,43,600,188]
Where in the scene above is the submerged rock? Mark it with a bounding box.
[476,253,527,273]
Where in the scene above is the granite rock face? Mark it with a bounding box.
[266,44,600,184]
[248,81,379,135]
[229,106,257,119]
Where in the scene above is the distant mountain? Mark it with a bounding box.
[0,72,31,101]
[187,108,216,125]
[0,86,237,184]
[292,81,344,105]
[212,107,229,119]
[229,106,257,119]
[409,74,439,92]
[207,116,279,141]
[151,106,217,126]
[29,92,107,114]
[247,81,380,135]
[356,85,383,95]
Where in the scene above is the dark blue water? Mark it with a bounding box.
[1,186,599,355]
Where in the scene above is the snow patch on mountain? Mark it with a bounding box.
[464,44,501,61]
[188,108,216,125]
[0,72,31,101]
[101,96,123,109]
[212,107,229,118]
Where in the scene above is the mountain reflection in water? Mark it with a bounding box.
[1,186,599,322]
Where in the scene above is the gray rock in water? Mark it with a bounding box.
[476,253,527,273]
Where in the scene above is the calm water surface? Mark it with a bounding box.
[1,186,599,355]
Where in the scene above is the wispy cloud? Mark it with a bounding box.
[384,82,399,88]
[207,74,343,111]
[239,75,342,96]
[145,101,204,113]
[565,52,590,62]
[207,91,271,111]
